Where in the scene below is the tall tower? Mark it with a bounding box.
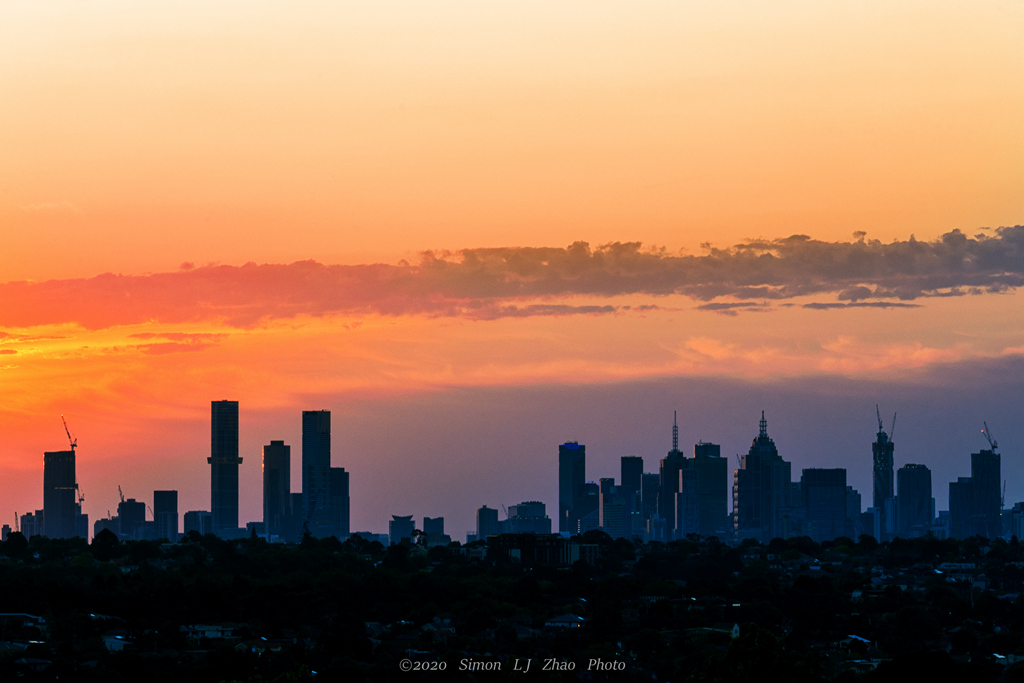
[153,490,179,541]
[43,450,77,538]
[896,464,932,537]
[209,400,242,536]
[558,442,585,533]
[659,411,685,538]
[733,412,791,543]
[302,410,331,537]
[872,407,895,541]
[263,441,291,541]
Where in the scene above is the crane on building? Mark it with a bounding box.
[118,485,125,505]
[77,485,85,505]
[982,422,999,452]
[502,504,516,534]
[61,414,77,453]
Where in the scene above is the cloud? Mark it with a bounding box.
[0,226,1021,329]
[0,349,16,355]
[802,302,923,310]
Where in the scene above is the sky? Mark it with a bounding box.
[1,1,1023,538]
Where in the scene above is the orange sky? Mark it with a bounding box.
[1,1,1023,535]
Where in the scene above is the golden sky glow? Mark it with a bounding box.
[1,1,1023,534]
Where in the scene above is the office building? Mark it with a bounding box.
[184,510,213,536]
[800,469,847,543]
[558,442,586,533]
[209,400,242,536]
[689,441,729,539]
[599,478,631,539]
[507,501,552,535]
[477,505,500,540]
[949,446,1001,539]
[329,466,350,539]
[43,449,77,538]
[640,473,660,523]
[621,456,643,505]
[423,516,445,537]
[153,490,179,541]
[302,410,332,537]
[389,515,415,544]
[896,464,932,538]
[118,498,146,540]
[263,441,290,541]
[733,412,792,543]
[659,412,686,537]
[872,410,895,541]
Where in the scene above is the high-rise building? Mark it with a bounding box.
[507,502,552,534]
[329,466,350,539]
[389,515,415,544]
[733,412,792,543]
[209,400,242,536]
[640,473,660,523]
[43,449,77,538]
[659,412,686,538]
[621,456,643,504]
[477,506,500,540]
[302,410,332,537]
[949,446,1001,539]
[153,490,179,541]
[263,441,290,541]
[423,516,445,537]
[872,409,895,541]
[691,441,728,539]
[118,498,146,540]
[896,464,932,537]
[800,469,847,543]
[599,478,631,539]
[183,510,213,536]
[558,442,585,533]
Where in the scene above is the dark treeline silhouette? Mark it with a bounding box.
[2,530,1024,681]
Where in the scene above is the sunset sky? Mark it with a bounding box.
[2,1,1023,538]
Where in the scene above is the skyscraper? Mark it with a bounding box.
[896,464,932,537]
[302,410,332,537]
[620,456,643,503]
[329,466,350,539]
[263,441,291,541]
[949,446,1001,539]
[733,412,792,543]
[659,412,685,538]
[209,400,242,536]
[690,441,728,539]
[477,505,500,540]
[872,408,895,541]
[800,468,847,543]
[43,449,77,539]
[153,490,179,541]
[558,442,585,533]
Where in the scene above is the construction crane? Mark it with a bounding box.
[61,414,77,453]
[502,504,516,534]
[890,412,897,442]
[875,406,897,440]
[982,422,999,452]
[77,485,85,505]
[117,485,125,504]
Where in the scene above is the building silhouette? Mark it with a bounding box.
[477,505,500,540]
[733,412,792,543]
[949,446,1001,538]
[118,498,146,540]
[800,468,847,543]
[558,442,585,533]
[43,449,78,539]
[389,515,415,544]
[507,501,552,535]
[302,410,332,537]
[640,473,660,525]
[263,441,290,541]
[659,412,686,538]
[598,478,631,539]
[183,510,213,536]
[683,441,728,539]
[872,410,895,541]
[209,400,242,536]
[423,516,445,537]
[896,464,933,538]
[153,490,178,541]
[329,466,350,539]
[620,456,643,505]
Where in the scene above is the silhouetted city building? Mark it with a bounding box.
[389,515,415,544]
[640,473,660,523]
[93,515,117,538]
[621,456,643,503]
[20,510,43,539]
[558,442,585,533]
[599,478,631,539]
[949,447,1001,539]
[507,501,552,534]
[118,498,146,540]
[800,468,847,543]
[43,449,77,538]
[329,466,350,539]
[683,441,729,539]
[153,490,178,541]
[733,412,792,543]
[262,441,290,541]
[896,464,933,538]
[659,412,685,538]
[872,410,895,541]
[846,486,863,538]
[184,510,213,536]
[209,400,242,536]
[302,410,332,537]
[423,516,445,537]
[575,482,600,534]
[477,505,500,540]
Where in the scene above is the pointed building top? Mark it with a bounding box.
[759,411,767,438]
[672,410,679,452]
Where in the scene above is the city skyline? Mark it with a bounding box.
[2,3,1022,538]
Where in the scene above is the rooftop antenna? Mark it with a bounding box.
[759,411,767,438]
[672,411,679,452]
[982,422,998,452]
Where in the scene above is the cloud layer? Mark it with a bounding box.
[1,227,1021,329]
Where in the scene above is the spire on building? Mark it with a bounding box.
[759,410,767,437]
[672,410,679,452]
